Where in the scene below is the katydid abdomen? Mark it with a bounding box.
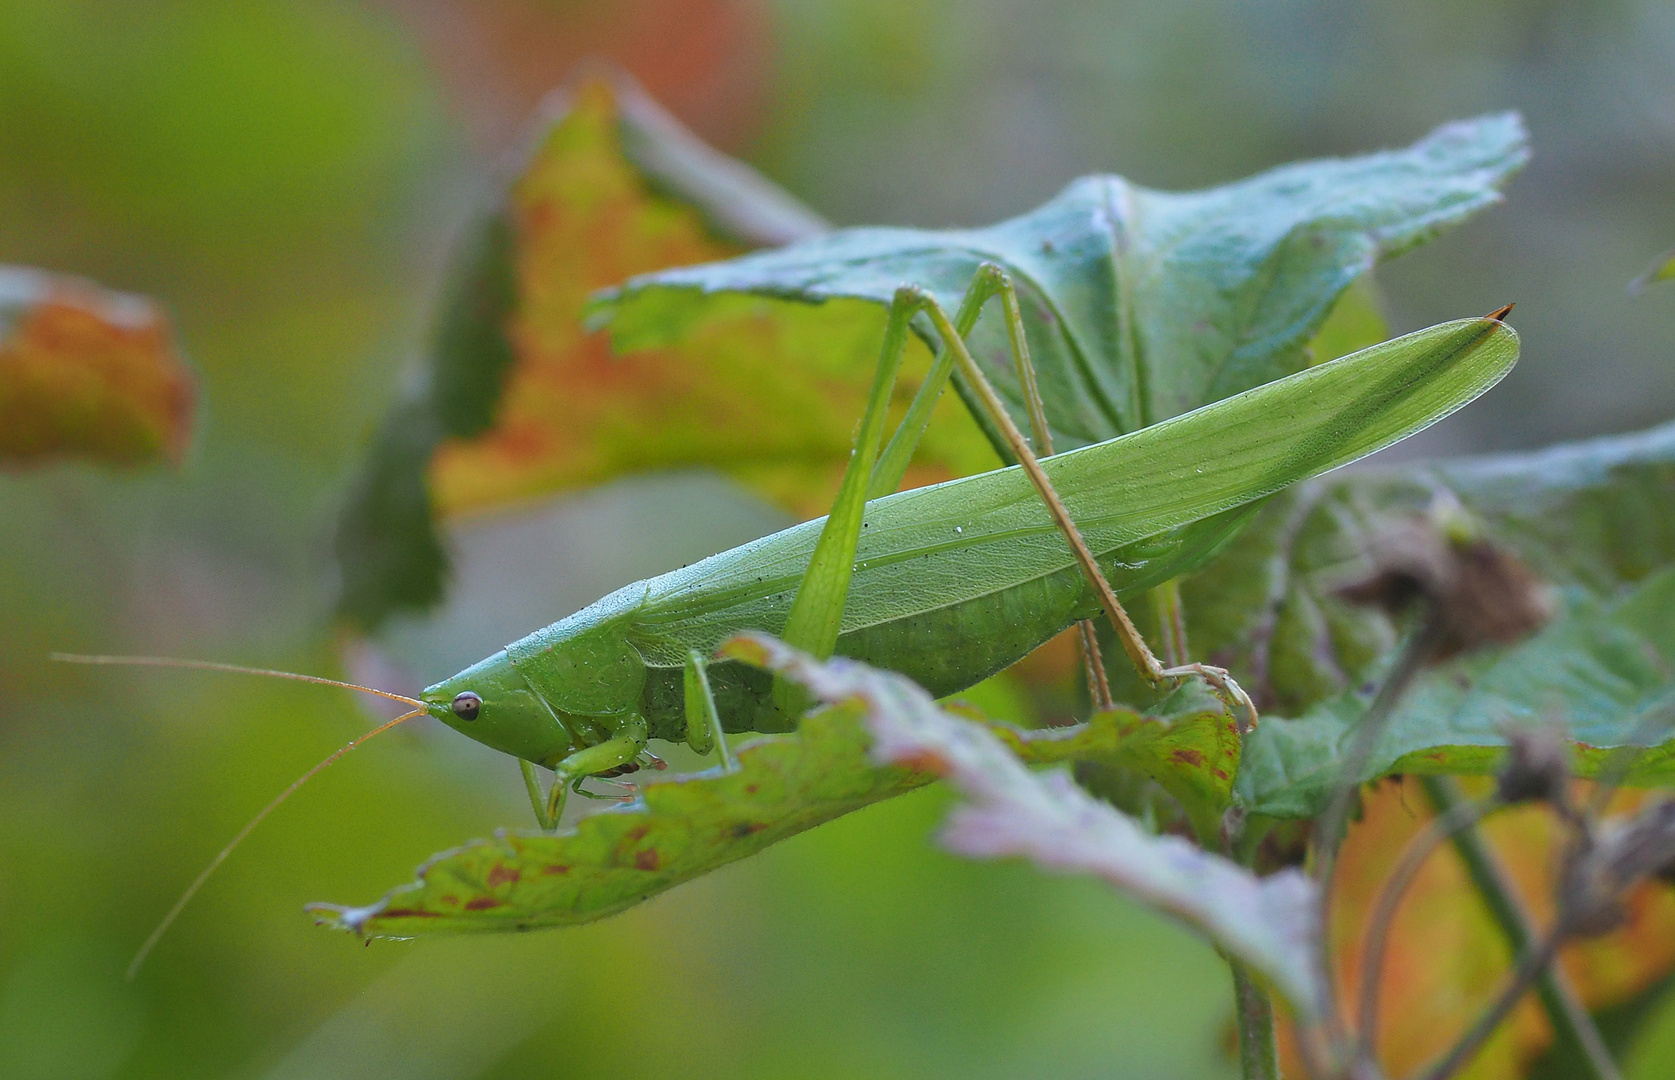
[606,503,1256,738]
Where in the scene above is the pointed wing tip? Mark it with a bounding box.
[1485,303,1515,323]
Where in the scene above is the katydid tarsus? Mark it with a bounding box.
[56,263,1519,974]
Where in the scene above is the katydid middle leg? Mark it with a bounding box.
[685,650,736,772]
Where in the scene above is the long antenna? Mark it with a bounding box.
[49,653,431,978]
[50,653,425,710]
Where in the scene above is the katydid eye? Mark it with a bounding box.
[451,692,481,720]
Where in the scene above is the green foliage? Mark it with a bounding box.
[1156,417,1675,816]
[593,113,1526,449]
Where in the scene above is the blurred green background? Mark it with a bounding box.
[3,2,1674,1078]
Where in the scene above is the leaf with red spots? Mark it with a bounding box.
[730,635,1323,1017]
[334,70,998,628]
[0,266,193,467]
[308,638,1232,941]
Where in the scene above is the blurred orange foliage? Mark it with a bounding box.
[0,267,193,467]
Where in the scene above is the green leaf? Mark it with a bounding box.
[734,635,1324,1017]
[1630,248,1675,295]
[1241,571,1675,817]
[1155,417,1675,816]
[0,265,194,467]
[308,649,1232,941]
[592,114,1525,450]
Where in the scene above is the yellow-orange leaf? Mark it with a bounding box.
[426,79,992,520]
[1285,778,1675,1078]
[0,266,193,467]
[337,70,995,627]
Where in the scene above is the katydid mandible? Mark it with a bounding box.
[58,265,1518,975]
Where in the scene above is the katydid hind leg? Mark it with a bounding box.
[981,265,1117,711]
[917,267,1259,732]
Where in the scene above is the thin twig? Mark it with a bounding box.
[1231,960,1281,1080]
[1315,621,1443,1046]
[1355,792,1494,1062]
[1408,921,1569,1080]
[1420,776,1620,1080]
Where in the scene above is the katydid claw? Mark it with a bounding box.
[1162,664,1259,734]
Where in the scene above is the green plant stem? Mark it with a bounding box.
[1418,776,1620,1080]
[1231,960,1281,1080]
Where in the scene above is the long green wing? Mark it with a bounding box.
[616,316,1518,666]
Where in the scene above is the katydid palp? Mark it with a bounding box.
[57,265,1517,974]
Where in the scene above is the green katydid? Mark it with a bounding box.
[57,265,1517,974]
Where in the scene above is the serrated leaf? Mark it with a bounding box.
[335,72,999,627]
[734,634,1324,1016]
[592,114,1524,451]
[1144,417,1675,817]
[308,646,1224,939]
[0,265,193,467]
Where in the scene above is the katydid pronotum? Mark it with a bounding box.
[58,264,1518,974]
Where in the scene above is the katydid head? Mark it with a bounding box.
[420,648,578,768]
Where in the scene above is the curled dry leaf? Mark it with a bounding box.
[732,633,1326,1018]
[1334,515,1553,662]
[0,265,193,467]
